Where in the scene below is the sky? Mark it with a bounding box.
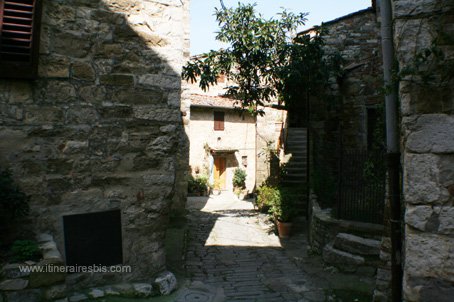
[190,0,372,55]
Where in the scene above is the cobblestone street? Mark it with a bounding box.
[184,193,374,302]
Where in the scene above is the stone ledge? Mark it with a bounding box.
[309,198,384,254]
[0,233,66,301]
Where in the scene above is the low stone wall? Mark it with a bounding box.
[0,233,178,302]
[0,234,66,302]
[309,196,383,254]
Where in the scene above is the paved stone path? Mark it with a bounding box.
[185,193,330,302]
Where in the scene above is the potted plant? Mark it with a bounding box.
[188,174,210,196]
[269,187,296,238]
[232,168,247,199]
[256,185,279,213]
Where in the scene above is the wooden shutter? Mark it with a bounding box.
[214,111,225,131]
[0,0,42,79]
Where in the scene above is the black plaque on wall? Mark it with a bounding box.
[63,209,123,267]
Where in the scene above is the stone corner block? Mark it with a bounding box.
[153,271,177,295]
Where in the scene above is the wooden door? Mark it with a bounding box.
[214,157,226,190]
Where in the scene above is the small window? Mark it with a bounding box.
[0,0,43,79]
[367,107,379,150]
[242,156,247,167]
[63,210,123,266]
[214,111,224,131]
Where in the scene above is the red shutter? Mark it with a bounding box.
[0,0,42,79]
[214,111,225,131]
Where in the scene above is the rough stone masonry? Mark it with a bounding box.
[395,0,454,301]
[0,0,190,288]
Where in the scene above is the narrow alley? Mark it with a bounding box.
[183,193,374,302]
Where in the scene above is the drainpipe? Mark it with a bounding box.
[379,0,402,301]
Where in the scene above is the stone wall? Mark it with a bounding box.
[0,0,189,287]
[0,234,66,301]
[256,106,287,187]
[312,7,383,150]
[394,0,454,300]
[189,106,256,192]
[307,7,385,211]
[308,196,383,255]
[185,76,286,190]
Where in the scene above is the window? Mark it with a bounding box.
[64,210,123,266]
[242,156,247,167]
[367,107,379,150]
[0,0,43,79]
[214,111,224,131]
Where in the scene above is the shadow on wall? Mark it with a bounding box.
[0,0,189,288]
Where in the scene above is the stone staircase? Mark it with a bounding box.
[323,232,381,276]
[282,127,307,186]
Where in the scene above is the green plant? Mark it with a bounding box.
[256,185,280,213]
[10,240,41,262]
[182,3,307,115]
[278,28,344,112]
[269,186,299,222]
[188,175,210,194]
[232,168,247,189]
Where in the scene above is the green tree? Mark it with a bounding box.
[277,30,344,114]
[182,3,307,115]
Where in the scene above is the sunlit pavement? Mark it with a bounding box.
[185,192,325,301]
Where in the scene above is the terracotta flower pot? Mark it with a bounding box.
[276,220,292,238]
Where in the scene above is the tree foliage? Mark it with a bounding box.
[182,3,307,115]
[276,29,344,112]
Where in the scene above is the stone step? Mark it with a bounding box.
[286,160,307,165]
[287,142,307,147]
[286,151,307,157]
[288,156,306,162]
[286,139,307,144]
[287,146,306,151]
[287,128,307,133]
[284,173,307,178]
[285,165,306,171]
[288,150,307,155]
[333,233,381,256]
[281,179,307,185]
[284,167,306,172]
[323,243,365,267]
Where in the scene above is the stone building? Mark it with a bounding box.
[300,3,386,222]
[0,0,189,288]
[301,5,383,155]
[304,0,454,301]
[320,7,383,151]
[185,76,286,193]
[188,95,257,193]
